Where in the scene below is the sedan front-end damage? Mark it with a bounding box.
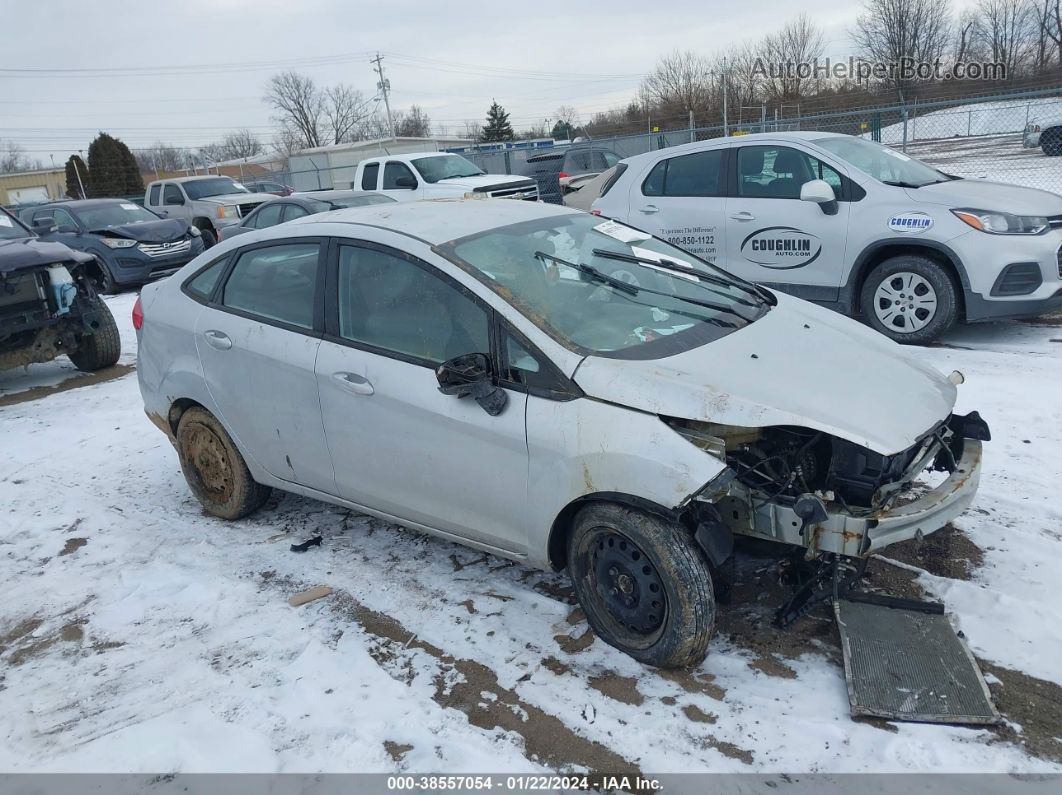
[669,411,989,558]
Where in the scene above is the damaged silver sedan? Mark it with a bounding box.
[136,199,988,668]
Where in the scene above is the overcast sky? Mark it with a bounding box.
[1,0,969,164]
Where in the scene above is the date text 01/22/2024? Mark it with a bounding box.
[386,775,663,791]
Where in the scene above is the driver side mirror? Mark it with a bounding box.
[800,179,838,215]
[394,176,416,189]
[32,219,57,235]
[436,353,508,416]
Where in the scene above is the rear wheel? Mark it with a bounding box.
[197,225,218,248]
[175,407,271,520]
[1042,127,1062,156]
[567,503,715,668]
[67,295,121,371]
[860,255,959,344]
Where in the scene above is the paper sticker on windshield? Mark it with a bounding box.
[120,202,138,210]
[595,219,650,244]
[629,245,699,281]
[0,215,11,226]
[888,212,933,233]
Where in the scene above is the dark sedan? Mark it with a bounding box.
[19,199,204,293]
[218,190,395,241]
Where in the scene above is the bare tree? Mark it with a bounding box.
[760,14,826,100]
[638,50,715,118]
[853,0,953,98]
[974,0,1036,76]
[461,119,481,142]
[0,140,42,173]
[271,124,305,157]
[1032,0,1062,70]
[324,84,374,144]
[264,71,325,149]
[134,141,185,174]
[394,105,432,137]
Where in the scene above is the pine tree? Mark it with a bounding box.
[87,132,145,197]
[64,154,89,199]
[481,100,514,142]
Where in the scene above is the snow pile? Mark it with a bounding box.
[876,97,1062,144]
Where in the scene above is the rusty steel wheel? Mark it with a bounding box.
[175,406,271,520]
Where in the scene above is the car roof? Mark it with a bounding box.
[29,198,130,210]
[164,175,238,184]
[619,130,840,164]
[288,197,579,244]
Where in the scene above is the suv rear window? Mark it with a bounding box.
[361,163,379,190]
[643,150,724,197]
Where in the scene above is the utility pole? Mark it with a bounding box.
[74,150,87,198]
[371,52,396,141]
[721,56,729,136]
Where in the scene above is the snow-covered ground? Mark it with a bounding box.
[877,97,1062,144]
[1,293,1061,776]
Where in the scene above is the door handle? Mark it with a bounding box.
[730,211,755,221]
[332,371,374,396]
[639,204,659,214]
[203,330,232,350]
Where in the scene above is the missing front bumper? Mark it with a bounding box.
[709,439,983,557]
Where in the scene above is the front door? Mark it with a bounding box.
[315,241,529,553]
[195,239,335,493]
[724,144,851,297]
[626,147,727,265]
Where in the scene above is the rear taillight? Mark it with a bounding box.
[591,209,602,216]
[558,171,570,179]
[132,297,144,330]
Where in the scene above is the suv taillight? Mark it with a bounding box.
[132,297,143,330]
[558,171,570,179]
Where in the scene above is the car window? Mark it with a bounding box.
[567,151,592,172]
[361,163,379,190]
[282,204,310,222]
[221,243,320,329]
[737,146,822,199]
[603,152,620,167]
[33,208,78,230]
[163,184,184,204]
[642,150,724,197]
[383,161,416,190]
[336,244,489,364]
[185,258,228,300]
[149,185,161,205]
[251,203,283,229]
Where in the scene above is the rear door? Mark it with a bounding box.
[315,239,530,552]
[627,146,728,264]
[359,162,381,191]
[723,144,851,296]
[194,238,335,494]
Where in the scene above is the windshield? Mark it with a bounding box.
[411,155,484,183]
[439,214,769,359]
[816,136,949,187]
[0,210,32,240]
[328,193,397,209]
[76,202,160,229]
[182,178,250,199]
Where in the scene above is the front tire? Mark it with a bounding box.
[1042,127,1062,156]
[198,225,218,248]
[67,295,121,371]
[860,255,959,344]
[175,407,271,520]
[567,503,715,668]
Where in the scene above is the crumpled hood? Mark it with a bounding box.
[905,179,1062,215]
[196,192,275,205]
[0,237,94,274]
[94,218,189,243]
[437,174,536,191]
[573,293,956,455]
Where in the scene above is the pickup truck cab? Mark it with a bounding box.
[144,175,276,248]
[353,152,539,203]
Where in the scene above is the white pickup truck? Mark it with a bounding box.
[352,152,539,202]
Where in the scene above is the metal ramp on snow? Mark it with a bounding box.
[835,596,1001,725]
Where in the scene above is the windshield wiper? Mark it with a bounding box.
[592,248,772,306]
[881,180,925,188]
[534,251,638,295]
[591,249,760,307]
[535,251,755,321]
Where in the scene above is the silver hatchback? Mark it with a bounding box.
[136,199,986,667]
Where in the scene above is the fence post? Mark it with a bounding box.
[504,150,512,174]
[689,109,694,143]
[967,109,972,137]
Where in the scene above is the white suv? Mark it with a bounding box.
[592,132,1062,343]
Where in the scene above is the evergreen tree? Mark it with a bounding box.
[550,119,575,140]
[481,100,514,142]
[87,132,145,197]
[64,154,89,199]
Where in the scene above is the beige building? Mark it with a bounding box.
[0,167,70,206]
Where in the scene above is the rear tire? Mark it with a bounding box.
[860,255,959,344]
[67,295,121,371]
[1042,127,1062,156]
[175,407,271,520]
[198,226,218,248]
[567,503,715,668]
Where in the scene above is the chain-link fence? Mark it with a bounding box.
[241,86,1062,198]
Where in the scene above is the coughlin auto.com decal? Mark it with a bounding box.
[888,211,934,233]
[740,226,822,269]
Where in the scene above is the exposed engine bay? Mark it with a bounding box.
[666,412,990,558]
